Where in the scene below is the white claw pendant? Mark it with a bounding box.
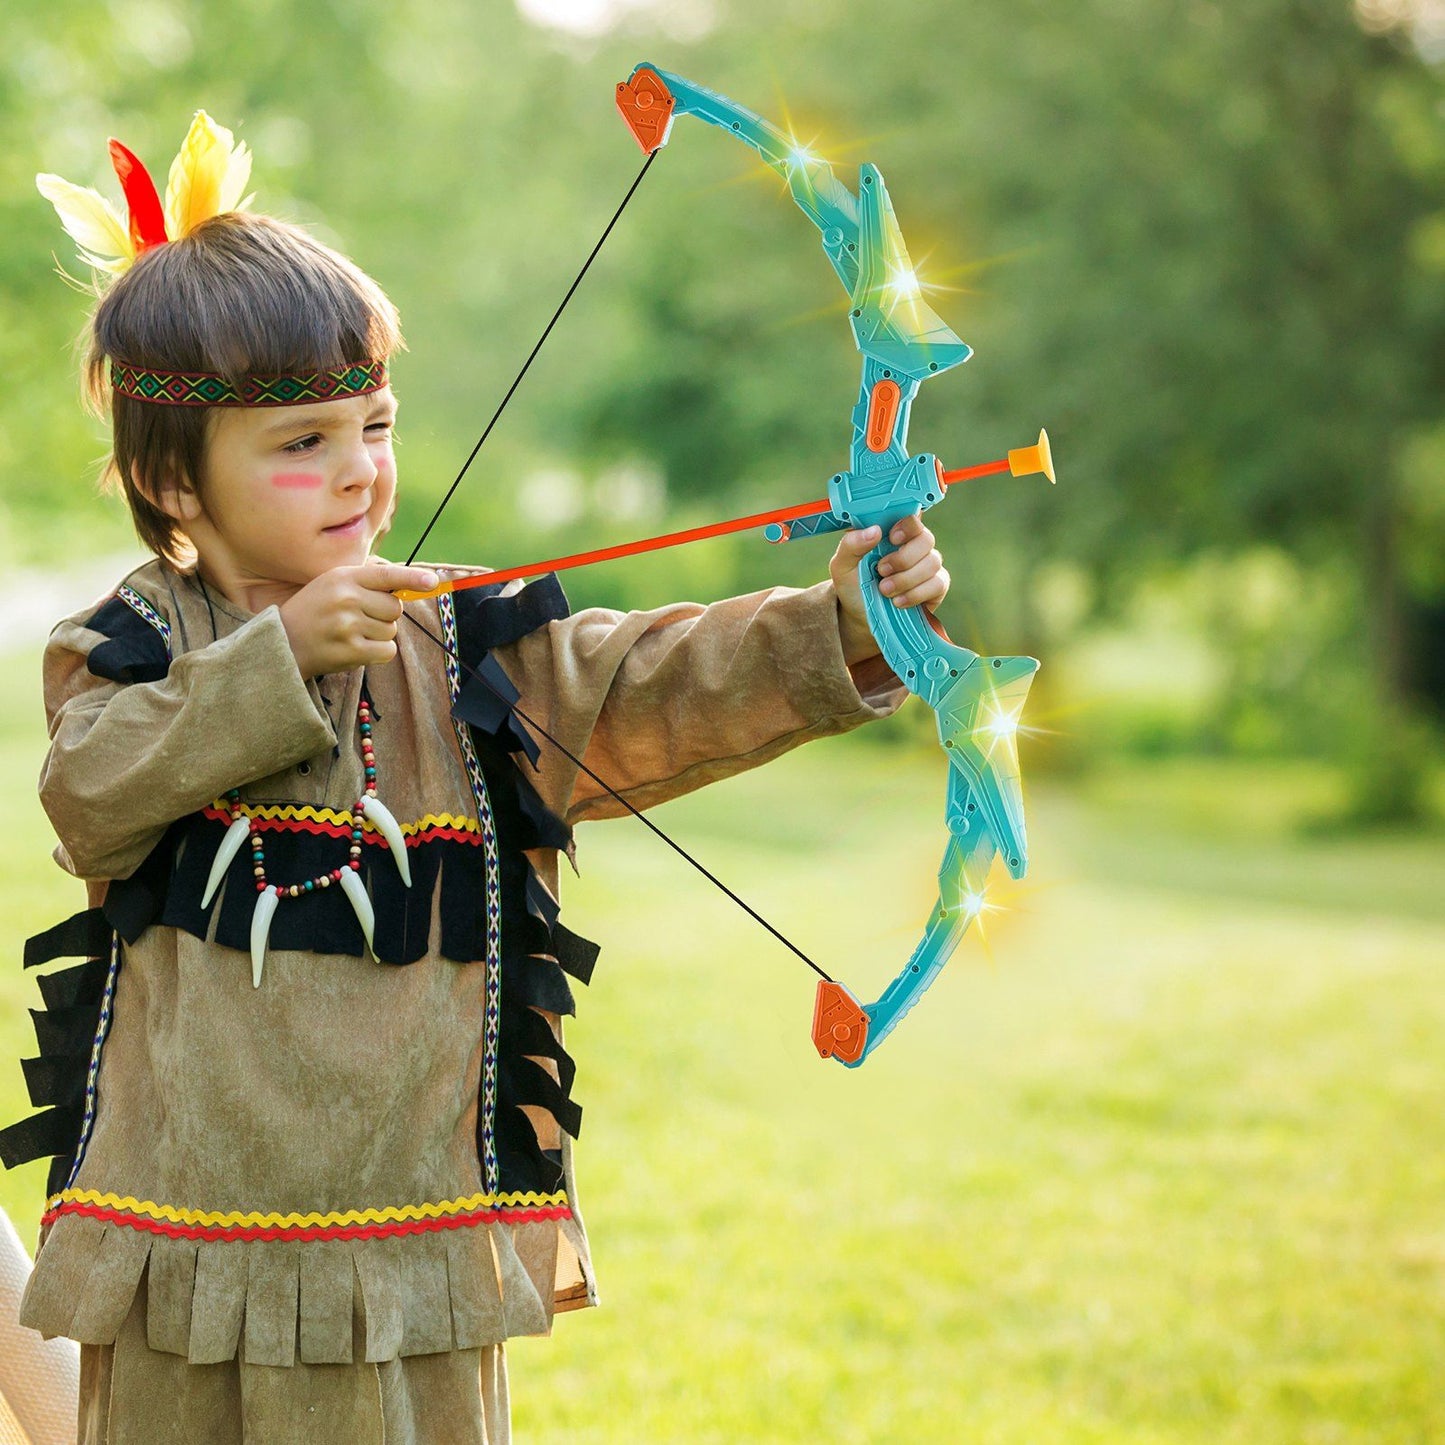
[359,796,412,887]
[202,815,253,908]
[250,888,279,988]
[338,867,377,954]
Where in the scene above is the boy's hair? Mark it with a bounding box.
[83,212,404,563]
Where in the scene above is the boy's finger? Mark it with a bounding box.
[358,590,406,623]
[881,535,931,572]
[832,528,881,577]
[358,614,402,641]
[889,569,950,608]
[887,514,929,546]
[363,562,440,594]
[357,639,401,667]
[879,550,943,594]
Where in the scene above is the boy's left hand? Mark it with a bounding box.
[830,514,950,666]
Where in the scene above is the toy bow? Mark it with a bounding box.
[403,65,1056,1066]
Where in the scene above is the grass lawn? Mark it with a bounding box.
[1,645,1441,1441]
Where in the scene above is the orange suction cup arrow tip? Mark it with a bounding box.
[1007,428,1055,484]
[812,981,869,1064]
[616,67,676,154]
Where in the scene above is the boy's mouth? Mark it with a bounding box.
[324,511,368,536]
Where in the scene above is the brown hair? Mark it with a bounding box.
[83,212,404,563]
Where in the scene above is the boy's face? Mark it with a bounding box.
[175,386,399,598]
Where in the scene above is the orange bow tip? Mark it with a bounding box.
[812,980,869,1064]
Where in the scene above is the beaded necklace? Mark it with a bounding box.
[201,691,413,986]
[232,696,376,898]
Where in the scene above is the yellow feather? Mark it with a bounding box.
[164,111,252,238]
[35,174,136,273]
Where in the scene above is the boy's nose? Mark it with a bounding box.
[339,441,379,490]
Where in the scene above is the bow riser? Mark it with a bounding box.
[761,367,934,545]
[830,452,940,534]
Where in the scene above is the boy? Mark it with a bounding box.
[8,114,946,1443]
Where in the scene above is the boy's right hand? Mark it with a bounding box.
[279,562,439,679]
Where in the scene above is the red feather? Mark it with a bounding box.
[108,139,168,252]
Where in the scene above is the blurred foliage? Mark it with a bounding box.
[1,0,1442,809]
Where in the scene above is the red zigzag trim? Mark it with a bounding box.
[200,805,483,847]
[44,1200,572,1243]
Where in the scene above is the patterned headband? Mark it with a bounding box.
[109,359,389,407]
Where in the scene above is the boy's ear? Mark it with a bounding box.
[141,468,203,526]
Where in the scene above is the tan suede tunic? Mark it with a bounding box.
[17,559,902,1408]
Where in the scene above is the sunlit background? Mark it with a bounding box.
[1,2,1443,1440]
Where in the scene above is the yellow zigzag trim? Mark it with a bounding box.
[47,1188,568,1227]
[208,801,482,837]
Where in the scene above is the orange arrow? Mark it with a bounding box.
[395,430,1054,601]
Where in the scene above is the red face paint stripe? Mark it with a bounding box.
[271,472,325,489]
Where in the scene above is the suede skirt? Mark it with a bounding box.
[78,1272,509,1444]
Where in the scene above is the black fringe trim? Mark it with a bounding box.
[454,574,571,654]
[451,579,600,1196]
[24,910,110,969]
[0,911,112,1183]
[156,814,498,966]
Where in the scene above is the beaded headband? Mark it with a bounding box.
[109,359,390,408]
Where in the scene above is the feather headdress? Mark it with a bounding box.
[37,112,253,276]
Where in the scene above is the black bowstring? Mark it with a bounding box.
[403,609,832,985]
[399,148,832,987]
[405,150,659,567]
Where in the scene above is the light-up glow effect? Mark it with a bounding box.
[973,698,1026,765]
[982,709,1020,741]
[954,878,1007,970]
[789,143,816,168]
[957,878,1012,965]
[887,264,922,301]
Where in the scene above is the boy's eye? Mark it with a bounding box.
[283,434,322,455]
[365,420,394,438]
